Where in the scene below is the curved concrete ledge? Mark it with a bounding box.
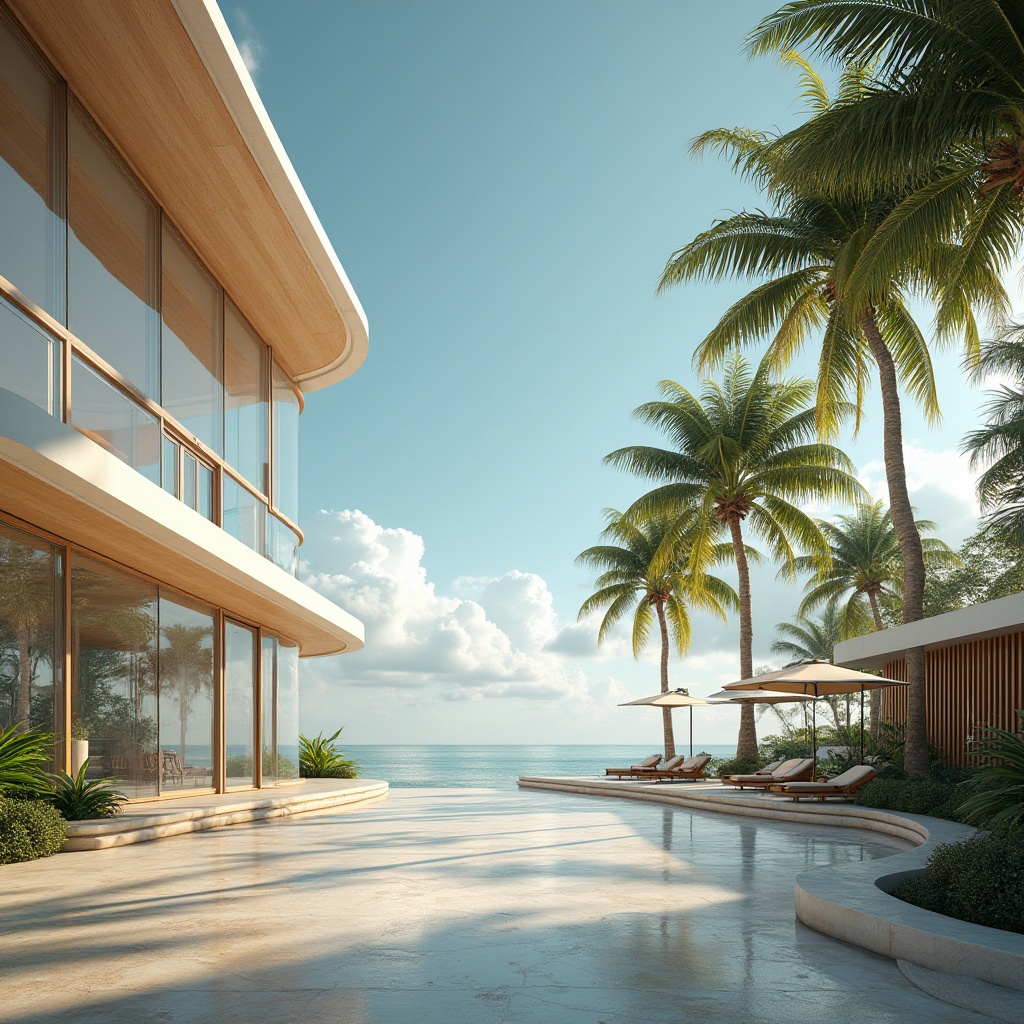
[519,775,1024,1006]
[63,778,389,851]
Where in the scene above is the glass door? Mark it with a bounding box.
[223,619,256,789]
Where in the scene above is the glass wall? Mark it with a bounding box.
[70,354,161,484]
[224,299,269,494]
[161,222,223,454]
[158,595,215,792]
[0,297,57,415]
[0,521,63,769]
[0,9,65,322]
[277,639,299,780]
[268,516,300,576]
[71,554,158,799]
[224,619,256,788]
[223,475,266,557]
[272,359,299,524]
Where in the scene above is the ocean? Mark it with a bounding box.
[343,744,738,790]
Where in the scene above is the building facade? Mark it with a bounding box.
[834,593,1024,766]
[0,0,367,798]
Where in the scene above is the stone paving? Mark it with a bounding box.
[0,788,994,1023]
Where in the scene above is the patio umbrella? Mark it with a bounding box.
[618,689,710,758]
[721,660,909,765]
[705,690,819,760]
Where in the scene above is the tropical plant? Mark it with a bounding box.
[0,722,51,798]
[957,711,1024,829]
[48,761,125,820]
[0,797,67,864]
[771,605,843,664]
[962,326,1024,544]
[925,528,1024,616]
[656,57,1004,773]
[299,728,360,779]
[605,354,864,759]
[159,622,214,760]
[577,510,737,758]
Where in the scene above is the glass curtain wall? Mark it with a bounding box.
[0,297,57,415]
[158,595,215,792]
[224,619,256,788]
[272,359,299,525]
[68,101,160,399]
[277,640,299,779]
[71,554,158,799]
[0,521,63,769]
[161,222,223,455]
[0,8,65,322]
[224,299,269,494]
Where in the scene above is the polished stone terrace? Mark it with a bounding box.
[0,788,993,1024]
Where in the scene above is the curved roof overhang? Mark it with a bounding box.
[7,0,368,393]
[0,394,364,657]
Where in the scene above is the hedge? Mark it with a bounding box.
[0,797,67,865]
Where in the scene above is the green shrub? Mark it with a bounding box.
[891,828,1024,934]
[0,723,52,798]
[0,797,67,864]
[299,728,360,779]
[858,767,975,821]
[957,710,1024,829]
[713,756,760,779]
[225,751,300,779]
[48,761,124,820]
[758,734,815,763]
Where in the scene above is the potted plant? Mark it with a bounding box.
[70,719,89,777]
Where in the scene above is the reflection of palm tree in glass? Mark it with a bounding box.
[160,623,213,760]
[0,537,55,732]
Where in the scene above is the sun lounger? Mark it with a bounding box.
[642,754,712,782]
[605,754,662,778]
[769,765,877,801]
[754,759,784,775]
[721,757,814,789]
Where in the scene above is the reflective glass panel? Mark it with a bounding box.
[161,223,223,453]
[71,354,161,484]
[224,619,256,788]
[261,635,277,783]
[0,296,56,415]
[0,521,63,770]
[68,102,160,399]
[197,463,214,522]
[158,594,214,792]
[223,474,266,556]
[268,514,299,576]
[277,639,299,780]
[272,360,299,524]
[0,10,65,321]
[224,300,268,493]
[71,554,158,800]
[162,435,178,496]
[183,451,197,510]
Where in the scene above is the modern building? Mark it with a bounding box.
[834,593,1024,765]
[0,0,367,798]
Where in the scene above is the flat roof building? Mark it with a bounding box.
[0,0,366,796]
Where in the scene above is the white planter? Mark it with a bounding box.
[71,739,89,776]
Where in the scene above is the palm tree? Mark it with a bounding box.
[576,509,737,758]
[962,326,1024,544]
[160,623,214,761]
[657,59,1004,773]
[771,604,843,664]
[605,354,864,760]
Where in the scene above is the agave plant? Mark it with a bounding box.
[299,727,359,779]
[957,711,1024,829]
[48,760,125,820]
[0,722,52,798]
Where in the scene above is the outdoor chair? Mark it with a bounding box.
[605,754,662,779]
[161,749,212,786]
[769,765,877,802]
[754,759,784,775]
[642,753,712,782]
[721,757,814,789]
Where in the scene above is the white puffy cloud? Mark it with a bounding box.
[231,10,265,81]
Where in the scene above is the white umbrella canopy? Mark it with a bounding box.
[705,689,818,705]
[721,660,909,764]
[618,688,711,757]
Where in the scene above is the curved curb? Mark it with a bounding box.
[518,775,1024,997]
[62,779,390,850]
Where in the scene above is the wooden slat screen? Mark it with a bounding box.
[880,633,1024,765]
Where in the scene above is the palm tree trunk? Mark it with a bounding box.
[861,310,929,774]
[14,630,32,731]
[727,517,757,761]
[655,601,676,759]
[867,591,884,739]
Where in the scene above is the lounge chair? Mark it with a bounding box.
[769,765,877,801]
[754,759,784,775]
[605,754,662,779]
[642,754,712,782]
[721,757,814,789]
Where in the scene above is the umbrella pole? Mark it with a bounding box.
[812,699,817,777]
[689,706,693,759]
[860,686,865,763]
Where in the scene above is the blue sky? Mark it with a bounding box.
[226,1,1016,747]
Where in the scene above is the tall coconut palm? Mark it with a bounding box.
[962,326,1024,544]
[576,509,737,759]
[771,605,844,664]
[657,59,1004,773]
[605,354,865,760]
